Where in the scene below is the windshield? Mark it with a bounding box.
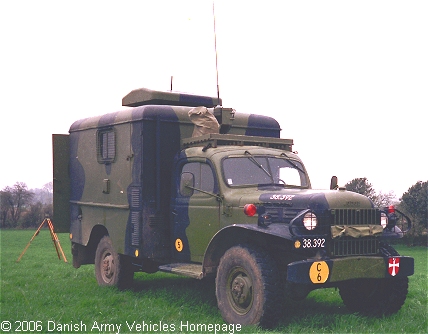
[223,155,309,187]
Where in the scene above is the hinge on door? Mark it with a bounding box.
[126,153,134,161]
[223,203,233,217]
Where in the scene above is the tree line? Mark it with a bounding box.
[344,178,427,246]
[0,182,53,228]
[1,179,426,245]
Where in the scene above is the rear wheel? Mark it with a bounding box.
[215,245,282,328]
[94,236,134,289]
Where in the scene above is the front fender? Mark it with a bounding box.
[202,223,294,276]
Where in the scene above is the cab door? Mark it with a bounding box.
[52,134,70,233]
[171,160,220,263]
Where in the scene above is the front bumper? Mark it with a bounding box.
[287,256,414,285]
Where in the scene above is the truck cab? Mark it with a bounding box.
[53,88,414,328]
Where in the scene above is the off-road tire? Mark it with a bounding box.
[94,236,134,290]
[339,243,408,316]
[339,276,408,316]
[215,245,282,328]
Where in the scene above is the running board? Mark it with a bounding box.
[158,263,203,279]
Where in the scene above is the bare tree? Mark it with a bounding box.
[344,177,377,202]
[372,191,397,208]
[0,189,12,227]
[345,178,396,208]
[6,182,34,227]
[43,181,53,194]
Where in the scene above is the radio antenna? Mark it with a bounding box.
[212,1,221,105]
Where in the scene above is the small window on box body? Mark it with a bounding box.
[97,129,116,163]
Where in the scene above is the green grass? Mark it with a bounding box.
[1,229,426,333]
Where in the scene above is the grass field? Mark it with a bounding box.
[1,229,426,333]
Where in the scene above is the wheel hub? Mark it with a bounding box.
[230,272,252,313]
[102,254,114,280]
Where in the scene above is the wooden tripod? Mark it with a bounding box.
[16,218,68,263]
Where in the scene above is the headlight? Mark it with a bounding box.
[380,212,388,228]
[303,212,317,230]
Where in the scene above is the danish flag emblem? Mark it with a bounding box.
[388,257,400,276]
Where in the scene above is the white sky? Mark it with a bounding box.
[0,0,427,199]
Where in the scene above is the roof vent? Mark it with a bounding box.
[122,87,222,108]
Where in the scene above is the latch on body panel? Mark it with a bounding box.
[103,179,110,194]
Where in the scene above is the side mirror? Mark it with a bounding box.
[180,172,195,197]
[330,176,338,190]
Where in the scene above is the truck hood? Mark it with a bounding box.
[237,187,374,211]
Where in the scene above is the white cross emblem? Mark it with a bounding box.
[388,257,400,276]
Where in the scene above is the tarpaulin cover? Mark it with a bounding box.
[331,225,384,239]
[189,107,220,137]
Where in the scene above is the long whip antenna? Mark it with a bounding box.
[213,1,221,104]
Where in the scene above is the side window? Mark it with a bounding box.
[200,163,215,193]
[181,162,215,196]
[97,129,116,164]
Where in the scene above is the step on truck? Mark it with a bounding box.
[53,87,414,328]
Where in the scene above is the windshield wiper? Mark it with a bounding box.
[280,153,306,175]
[244,151,273,180]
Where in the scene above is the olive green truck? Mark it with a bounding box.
[53,87,414,327]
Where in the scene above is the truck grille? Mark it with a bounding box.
[264,207,301,224]
[331,208,380,225]
[329,209,381,256]
[331,236,379,256]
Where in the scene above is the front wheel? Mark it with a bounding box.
[339,243,409,316]
[215,245,282,328]
[94,236,134,289]
[339,276,408,316]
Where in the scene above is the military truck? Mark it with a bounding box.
[53,87,414,328]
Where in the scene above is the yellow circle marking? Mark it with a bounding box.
[294,240,301,249]
[175,238,184,252]
[309,261,329,284]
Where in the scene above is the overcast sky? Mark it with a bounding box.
[0,0,427,199]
